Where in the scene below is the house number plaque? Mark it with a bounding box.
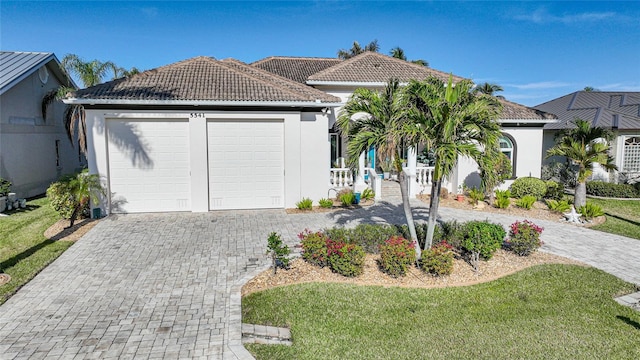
[189,113,205,119]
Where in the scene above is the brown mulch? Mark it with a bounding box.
[242,250,586,296]
[44,218,100,242]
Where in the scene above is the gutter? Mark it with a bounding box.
[306,80,407,87]
[498,118,559,124]
[63,98,343,108]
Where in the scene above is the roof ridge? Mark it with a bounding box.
[251,56,341,66]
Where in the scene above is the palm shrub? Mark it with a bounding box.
[462,221,506,272]
[515,195,536,210]
[467,187,485,205]
[298,229,329,267]
[420,241,454,276]
[546,199,571,213]
[296,197,313,210]
[338,189,356,206]
[266,232,290,274]
[494,189,511,209]
[578,202,605,220]
[509,177,547,200]
[327,240,365,277]
[379,236,416,277]
[46,169,105,227]
[318,198,333,208]
[506,220,544,256]
[361,187,375,201]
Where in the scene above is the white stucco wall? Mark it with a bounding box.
[85,109,329,213]
[0,63,82,198]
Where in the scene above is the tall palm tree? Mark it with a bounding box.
[546,119,617,208]
[389,46,429,67]
[337,40,380,59]
[61,54,115,87]
[337,79,420,256]
[404,76,503,249]
[474,82,504,96]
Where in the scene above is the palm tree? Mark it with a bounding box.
[404,76,503,249]
[546,119,617,208]
[337,79,420,257]
[474,82,504,97]
[61,54,115,87]
[337,40,380,59]
[389,46,429,67]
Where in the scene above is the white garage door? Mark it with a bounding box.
[107,119,191,213]
[208,120,284,210]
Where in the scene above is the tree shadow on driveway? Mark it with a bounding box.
[326,200,432,227]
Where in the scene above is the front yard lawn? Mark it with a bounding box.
[243,265,640,359]
[588,198,640,240]
[0,197,72,305]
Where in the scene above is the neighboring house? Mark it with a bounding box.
[69,52,556,214]
[0,51,82,198]
[535,91,640,182]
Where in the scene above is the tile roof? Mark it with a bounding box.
[307,51,466,84]
[0,51,56,94]
[498,98,558,121]
[70,56,340,104]
[534,91,640,130]
[251,56,342,83]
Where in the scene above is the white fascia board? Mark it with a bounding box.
[306,80,409,87]
[63,98,343,108]
[497,118,559,124]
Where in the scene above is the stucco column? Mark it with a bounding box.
[407,147,417,197]
[354,151,367,193]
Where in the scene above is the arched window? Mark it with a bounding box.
[499,134,517,178]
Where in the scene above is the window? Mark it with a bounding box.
[499,134,517,178]
[330,132,341,167]
[55,140,61,167]
[623,136,640,172]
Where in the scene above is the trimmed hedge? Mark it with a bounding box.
[586,181,640,198]
[509,177,547,200]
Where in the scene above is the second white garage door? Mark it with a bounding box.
[208,120,284,210]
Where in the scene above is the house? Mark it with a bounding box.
[0,51,82,198]
[68,52,556,214]
[535,91,640,182]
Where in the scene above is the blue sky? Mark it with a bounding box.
[2,1,639,106]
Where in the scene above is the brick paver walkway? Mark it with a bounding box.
[0,190,638,359]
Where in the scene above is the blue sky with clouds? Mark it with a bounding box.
[2,1,638,106]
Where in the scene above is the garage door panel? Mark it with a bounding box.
[208,120,284,210]
[107,119,191,213]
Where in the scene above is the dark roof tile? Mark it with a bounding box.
[251,56,342,83]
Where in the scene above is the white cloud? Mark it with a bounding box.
[505,81,572,90]
[515,7,617,24]
[597,83,640,91]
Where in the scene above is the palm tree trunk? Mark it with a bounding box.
[425,179,442,250]
[68,205,80,228]
[574,181,587,208]
[398,170,419,258]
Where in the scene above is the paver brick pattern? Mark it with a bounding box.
[1,188,639,359]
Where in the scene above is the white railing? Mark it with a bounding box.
[365,168,382,200]
[416,166,435,187]
[329,168,353,188]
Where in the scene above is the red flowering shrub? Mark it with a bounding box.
[420,241,454,276]
[379,236,416,277]
[327,239,365,277]
[506,220,544,256]
[299,229,329,267]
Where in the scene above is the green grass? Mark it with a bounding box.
[0,197,72,304]
[243,265,640,359]
[587,198,640,240]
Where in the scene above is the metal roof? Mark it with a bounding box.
[0,51,58,94]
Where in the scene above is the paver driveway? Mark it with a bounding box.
[1,199,639,359]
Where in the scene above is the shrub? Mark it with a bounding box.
[361,188,375,201]
[296,197,313,210]
[506,220,544,256]
[338,189,356,206]
[467,187,485,205]
[318,198,333,208]
[327,240,365,277]
[379,236,416,277]
[420,241,454,276]
[545,180,565,200]
[462,221,506,271]
[515,195,536,210]
[578,202,605,220]
[266,232,290,274]
[494,189,511,209]
[298,229,329,267]
[46,180,76,219]
[437,221,465,250]
[46,170,105,226]
[509,177,547,200]
[341,224,400,254]
[586,181,640,198]
[546,199,571,213]
[0,178,11,197]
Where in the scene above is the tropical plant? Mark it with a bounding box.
[379,236,416,277]
[318,198,334,208]
[327,240,365,277]
[494,189,511,209]
[515,195,536,210]
[546,119,617,208]
[338,189,356,206]
[266,232,290,274]
[46,169,105,227]
[0,178,11,197]
[462,221,505,271]
[420,240,454,276]
[509,177,547,200]
[473,82,504,97]
[578,202,605,220]
[404,75,503,250]
[478,149,512,203]
[546,199,571,213]
[389,46,429,67]
[361,187,375,201]
[337,40,380,59]
[544,180,565,200]
[298,229,329,267]
[337,79,419,256]
[467,187,485,206]
[296,197,313,210]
